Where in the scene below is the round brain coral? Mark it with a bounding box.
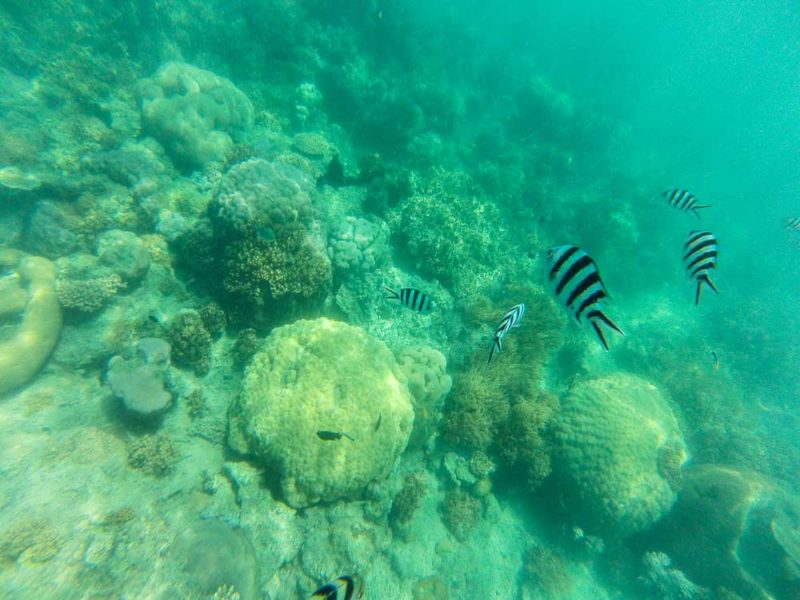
[228,318,414,507]
[209,158,313,238]
[552,373,686,538]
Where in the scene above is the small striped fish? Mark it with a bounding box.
[311,575,363,600]
[683,230,718,305]
[488,303,525,364]
[662,189,711,217]
[784,216,800,233]
[547,245,624,351]
[384,286,433,314]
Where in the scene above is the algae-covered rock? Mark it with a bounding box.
[138,62,253,169]
[0,249,62,396]
[228,318,414,507]
[553,373,686,538]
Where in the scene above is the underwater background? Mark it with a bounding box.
[1,1,799,598]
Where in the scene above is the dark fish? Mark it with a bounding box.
[317,430,355,442]
[546,245,624,351]
[311,575,363,600]
[710,351,720,370]
[384,286,433,314]
[662,189,711,218]
[375,413,382,432]
[683,230,718,305]
[488,303,526,363]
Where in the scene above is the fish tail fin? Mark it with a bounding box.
[383,286,399,300]
[695,274,718,305]
[692,205,711,218]
[487,337,501,364]
[587,310,624,351]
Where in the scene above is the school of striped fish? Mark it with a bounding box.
[383,188,734,354]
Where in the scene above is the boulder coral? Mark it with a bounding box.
[0,249,62,396]
[228,318,414,507]
[209,158,313,238]
[552,373,686,538]
[138,62,254,169]
[396,345,452,449]
[327,215,390,275]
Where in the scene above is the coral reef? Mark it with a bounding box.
[390,472,427,531]
[640,551,709,600]
[25,201,79,259]
[327,215,390,275]
[0,518,63,563]
[0,249,62,396]
[495,393,558,494]
[522,546,573,600]
[228,318,414,507]
[552,373,686,538]
[221,225,331,307]
[168,310,212,375]
[387,168,505,291]
[198,302,226,338]
[396,345,452,449]
[57,273,124,313]
[105,337,172,420]
[441,488,482,541]
[96,229,151,282]
[138,62,254,170]
[232,328,260,366]
[208,157,313,238]
[127,434,180,477]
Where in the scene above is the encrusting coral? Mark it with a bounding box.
[228,318,414,508]
[0,249,62,396]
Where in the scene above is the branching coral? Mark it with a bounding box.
[221,225,331,307]
[168,310,212,375]
[387,168,505,291]
[198,302,226,338]
[57,273,124,313]
[127,434,180,477]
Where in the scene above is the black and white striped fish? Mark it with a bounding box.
[311,574,363,600]
[683,231,718,305]
[662,189,711,217]
[784,216,800,233]
[384,286,433,314]
[546,245,624,351]
[488,303,525,364]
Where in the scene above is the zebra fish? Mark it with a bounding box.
[384,286,433,314]
[785,216,800,233]
[488,303,525,364]
[546,245,624,351]
[683,230,719,305]
[311,575,363,600]
[663,189,711,217]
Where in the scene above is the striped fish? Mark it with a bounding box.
[662,189,711,217]
[311,575,363,600]
[784,216,800,233]
[683,230,718,305]
[546,245,624,351]
[384,286,433,314]
[488,303,525,364]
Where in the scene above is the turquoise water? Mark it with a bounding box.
[1,1,799,598]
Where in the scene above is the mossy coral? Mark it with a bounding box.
[522,546,573,600]
[221,226,331,307]
[442,488,482,541]
[232,328,260,366]
[56,273,124,313]
[127,434,180,477]
[390,472,427,530]
[168,310,212,375]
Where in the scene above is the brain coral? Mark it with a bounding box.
[327,215,390,275]
[552,373,686,538]
[228,318,414,507]
[209,158,313,238]
[138,62,253,169]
